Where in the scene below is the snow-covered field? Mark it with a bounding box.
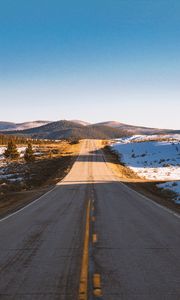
[112,135,180,180]
[0,147,6,157]
[157,181,180,204]
[0,146,39,182]
[114,134,180,143]
[111,134,180,203]
[0,147,26,164]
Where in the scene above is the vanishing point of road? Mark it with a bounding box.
[0,140,180,299]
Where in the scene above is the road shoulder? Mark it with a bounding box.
[102,144,180,215]
[0,141,81,218]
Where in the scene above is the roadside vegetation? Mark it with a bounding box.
[0,136,80,217]
[103,135,180,214]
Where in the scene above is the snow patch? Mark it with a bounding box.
[111,135,180,181]
[157,181,180,204]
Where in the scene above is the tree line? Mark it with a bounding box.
[3,140,35,162]
[0,134,56,145]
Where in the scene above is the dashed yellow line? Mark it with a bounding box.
[79,200,91,300]
[79,198,103,299]
[93,273,103,297]
[92,233,98,243]
[92,216,95,222]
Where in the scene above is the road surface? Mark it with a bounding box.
[0,140,180,299]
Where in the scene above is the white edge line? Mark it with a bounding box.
[119,181,180,220]
[101,147,180,220]
[0,141,83,223]
[2,141,179,223]
[0,185,58,222]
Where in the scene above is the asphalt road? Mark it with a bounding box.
[0,140,180,300]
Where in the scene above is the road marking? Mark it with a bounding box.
[119,181,180,220]
[79,200,91,300]
[0,142,85,223]
[93,273,102,297]
[92,233,98,243]
[92,216,95,222]
[0,185,58,222]
[101,149,180,220]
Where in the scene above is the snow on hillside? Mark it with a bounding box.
[15,121,50,131]
[70,120,90,126]
[157,181,180,204]
[112,135,180,203]
[111,135,180,181]
[0,121,51,131]
[115,134,180,143]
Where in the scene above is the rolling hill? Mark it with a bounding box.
[0,121,51,131]
[70,120,90,126]
[3,120,129,140]
[92,121,179,135]
[0,122,18,131]
[1,120,179,140]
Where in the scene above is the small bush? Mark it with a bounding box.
[4,141,20,160]
[69,140,79,145]
[51,149,60,154]
[24,143,35,162]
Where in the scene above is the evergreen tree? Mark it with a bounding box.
[4,140,20,159]
[24,143,35,162]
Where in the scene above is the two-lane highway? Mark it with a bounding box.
[0,140,180,299]
[0,140,92,300]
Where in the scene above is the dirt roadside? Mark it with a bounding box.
[102,143,180,215]
[0,141,81,218]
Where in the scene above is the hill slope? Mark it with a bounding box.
[0,122,17,131]
[1,120,179,140]
[4,120,128,140]
[93,121,179,134]
[0,121,51,131]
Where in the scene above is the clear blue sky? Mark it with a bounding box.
[0,0,179,129]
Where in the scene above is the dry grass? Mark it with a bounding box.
[102,145,141,182]
[102,143,180,214]
[0,140,81,217]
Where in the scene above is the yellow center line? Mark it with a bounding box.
[92,216,95,222]
[93,273,103,297]
[92,233,98,243]
[79,200,91,300]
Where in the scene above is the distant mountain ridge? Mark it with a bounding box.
[70,120,90,126]
[0,121,51,131]
[3,120,129,140]
[0,119,179,140]
[0,122,17,131]
[92,121,179,134]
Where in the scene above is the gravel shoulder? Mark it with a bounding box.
[102,144,180,215]
[0,141,80,218]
